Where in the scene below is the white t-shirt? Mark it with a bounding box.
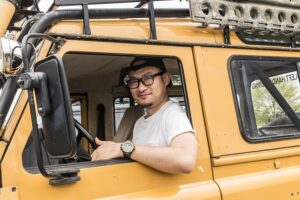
[132,100,194,146]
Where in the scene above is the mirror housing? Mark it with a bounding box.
[19,55,77,159]
[0,37,22,74]
[35,55,77,158]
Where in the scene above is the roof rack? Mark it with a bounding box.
[54,0,165,6]
[54,0,179,38]
[189,0,300,46]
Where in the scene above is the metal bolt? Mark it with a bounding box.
[38,107,44,113]
[17,78,24,86]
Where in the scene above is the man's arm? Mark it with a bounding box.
[91,132,198,174]
[131,132,197,173]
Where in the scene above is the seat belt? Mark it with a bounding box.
[96,104,105,140]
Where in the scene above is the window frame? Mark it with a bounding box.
[23,41,197,172]
[229,55,300,143]
[71,94,89,152]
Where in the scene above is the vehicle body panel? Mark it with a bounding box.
[0,1,15,36]
[1,3,300,199]
[194,46,300,199]
[1,40,220,199]
[0,187,18,200]
[194,46,300,157]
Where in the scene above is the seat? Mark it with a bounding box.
[113,106,144,142]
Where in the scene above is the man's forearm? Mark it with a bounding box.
[130,144,197,174]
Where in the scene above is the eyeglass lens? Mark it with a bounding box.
[129,72,163,89]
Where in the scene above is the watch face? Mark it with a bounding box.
[123,141,134,153]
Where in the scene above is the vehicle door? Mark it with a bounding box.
[194,45,300,199]
[1,39,220,200]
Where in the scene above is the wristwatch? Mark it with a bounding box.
[121,140,135,158]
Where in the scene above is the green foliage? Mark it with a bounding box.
[252,79,300,127]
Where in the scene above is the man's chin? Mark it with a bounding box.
[139,102,153,108]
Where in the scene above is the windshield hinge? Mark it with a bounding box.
[48,37,66,55]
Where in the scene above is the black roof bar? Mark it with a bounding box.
[30,8,189,34]
[148,1,157,40]
[23,8,189,66]
[82,4,91,35]
[55,0,171,6]
[135,1,147,8]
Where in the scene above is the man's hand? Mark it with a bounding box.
[91,138,123,161]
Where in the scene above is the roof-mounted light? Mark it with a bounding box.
[0,38,22,75]
[189,0,300,36]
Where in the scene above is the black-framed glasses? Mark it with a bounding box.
[126,71,165,89]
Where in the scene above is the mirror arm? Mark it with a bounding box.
[18,72,51,116]
[21,33,64,72]
[18,73,60,178]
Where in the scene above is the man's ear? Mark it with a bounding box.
[162,72,171,86]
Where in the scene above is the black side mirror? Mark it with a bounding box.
[19,55,77,158]
[19,34,79,185]
[36,55,77,158]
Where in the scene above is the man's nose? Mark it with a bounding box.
[138,80,147,92]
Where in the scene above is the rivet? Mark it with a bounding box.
[274,159,281,169]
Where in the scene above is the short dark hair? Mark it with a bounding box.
[128,57,167,73]
[128,57,172,87]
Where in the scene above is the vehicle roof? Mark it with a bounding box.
[49,18,245,46]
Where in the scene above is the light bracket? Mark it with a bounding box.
[189,0,300,36]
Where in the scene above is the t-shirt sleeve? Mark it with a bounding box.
[163,107,195,145]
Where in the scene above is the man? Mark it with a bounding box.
[91,57,198,174]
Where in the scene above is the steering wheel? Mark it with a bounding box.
[74,119,98,149]
[58,119,98,163]
[71,119,99,162]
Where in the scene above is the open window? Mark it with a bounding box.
[230,57,300,142]
[22,52,191,170]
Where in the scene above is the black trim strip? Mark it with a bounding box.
[26,159,133,174]
[239,62,258,138]
[0,165,2,188]
[47,32,300,52]
[55,0,170,6]
[0,77,19,129]
[0,93,27,164]
[177,59,192,126]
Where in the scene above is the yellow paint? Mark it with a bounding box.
[0,187,18,200]
[0,1,15,36]
[1,41,219,199]
[2,8,300,200]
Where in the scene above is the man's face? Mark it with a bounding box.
[129,66,170,108]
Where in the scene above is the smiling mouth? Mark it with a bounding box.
[138,93,150,98]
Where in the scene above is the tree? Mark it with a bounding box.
[251,78,300,127]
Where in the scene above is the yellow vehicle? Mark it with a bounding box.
[1,0,300,199]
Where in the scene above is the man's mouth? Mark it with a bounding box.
[138,93,150,99]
